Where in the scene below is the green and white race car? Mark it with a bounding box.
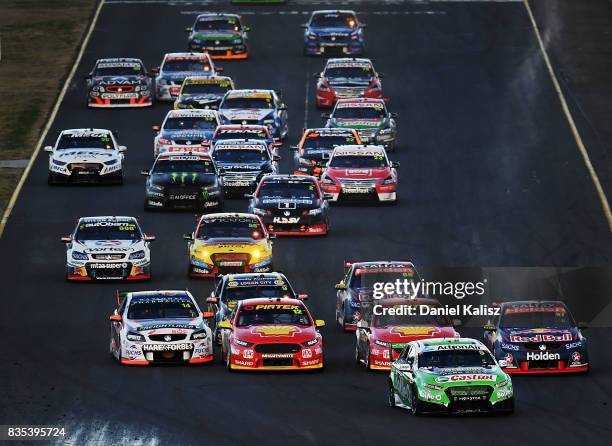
[389,338,514,415]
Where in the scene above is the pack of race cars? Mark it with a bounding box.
[50,9,590,416]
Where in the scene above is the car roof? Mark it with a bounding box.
[201,212,259,221]
[335,97,385,106]
[351,261,415,268]
[332,145,386,156]
[196,13,241,20]
[312,10,357,15]
[156,152,213,161]
[238,297,304,307]
[183,75,233,84]
[260,174,316,183]
[79,216,136,223]
[501,300,567,308]
[61,128,112,136]
[96,57,142,64]
[127,290,193,300]
[165,109,218,118]
[225,89,274,98]
[213,139,267,148]
[163,52,211,60]
[415,337,486,352]
[325,58,372,67]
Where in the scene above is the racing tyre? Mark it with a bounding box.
[354,342,361,364]
[410,385,422,416]
[225,350,234,372]
[365,343,373,371]
[388,380,396,408]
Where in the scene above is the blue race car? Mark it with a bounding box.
[484,300,589,375]
[302,10,365,57]
[152,109,220,158]
[218,89,288,140]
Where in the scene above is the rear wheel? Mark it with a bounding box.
[388,379,396,407]
[365,343,373,371]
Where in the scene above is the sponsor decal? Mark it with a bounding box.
[391,326,438,337]
[273,217,300,224]
[435,374,496,383]
[302,349,312,358]
[526,352,560,361]
[243,349,254,359]
[571,351,581,363]
[90,263,128,269]
[235,359,254,366]
[142,343,194,351]
[261,353,293,358]
[252,325,298,336]
[509,333,572,343]
[565,341,582,349]
[302,359,320,366]
[501,343,519,351]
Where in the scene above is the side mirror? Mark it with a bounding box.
[218,320,232,330]
[360,23,367,28]
[452,318,462,327]
[268,233,276,239]
[202,311,215,319]
[378,72,384,79]
[578,322,588,329]
[390,112,398,119]
[143,235,156,242]
[321,113,331,119]
[244,193,254,199]
[335,282,347,290]
[206,297,220,304]
[323,192,334,200]
[300,24,308,29]
[244,26,251,32]
[289,145,299,151]
[151,125,160,132]
[109,314,122,322]
[315,319,325,328]
[61,236,72,243]
[273,139,282,147]
[140,169,150,176]
[118,145,127,152]
[297,294,309,301]
[44,145,54,152]
[312,72,321,79]
[391,161,400,168]
[150,67,160,75]
[483,323,496,331]
[215,66,224,73]
[183,233,194,241]
[273,155,281,161]
[83,74,91,80]
[185,26,193,33]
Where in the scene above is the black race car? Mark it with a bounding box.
[248,175,330,236]
[205,272,306,343]
[85,58,152,108]
[142,152,223,211]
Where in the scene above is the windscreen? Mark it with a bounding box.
[195,18,241,32]
[183,82,231,95]
[373,305,452,327]
[325,66,373,81]
[333,106,385,120]
[237,303,310,326]
[500,306,573,329]
[419,349,497,369]
[222,96,273,109]
[311,13,357,29]
[213,148,269,163]
[197,218,264,239]
[75,221,141,241]
[127,296,198,319]
[163,59,212,73]
[94,63,143,77]
[303,134,357,154]
[223,286,294,303]
[57,134,114,150]
[163,116,217,131]
[258,182,319,200]
[153,159,215,174]
[329,154,388,168]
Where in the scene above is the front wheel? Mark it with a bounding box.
[388,379,396,407]
[411,385,422,416]
[225,349,234,372]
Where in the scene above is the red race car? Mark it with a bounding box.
[355,298,461,370]
[315,57,383,108]
[320,144,399,203]
[218,297,326,371]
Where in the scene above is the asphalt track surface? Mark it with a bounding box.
[1,0,612,444]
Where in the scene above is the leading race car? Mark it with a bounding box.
[320,145,399,204]
[315,58,383,108]
[248,174,330,236]
[212,139,279,197]
[292,128,361,178]
[389,338,514,415]
[218,89,288,140]
[335,261,420,331]
[323,98,397,150]
[186,13,250,59]
[153,52,217,101]
[85,58,152,108]
[45,128,126,185]
[218,297,325,371]
[152,109,220,158]
[302,10,365,56]
[483,300,589,374]
[62,216,154,281]
[205,272,306,343]
[184,213,274,278]
[355,298,460,370]
[174,76,235,110]
[109,290,214,365]
[142,152,224,212]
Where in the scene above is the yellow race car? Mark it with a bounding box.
[173,76,235,110]
[184,213,274,278]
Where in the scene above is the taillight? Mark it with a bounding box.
[158,138,171,145]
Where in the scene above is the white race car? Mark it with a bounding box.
[62,216,155,281]
[109,290,215,365]
[152,109,220,158]
[153,52,217,101]
[45,128,126,184]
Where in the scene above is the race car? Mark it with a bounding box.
[152,109,220,158]
[211,139,279,197]
[142,152,224,211]
[302,10,365,56]
[218,89,288,139]
[355,298,460,370]
[174,76,235,110]
[109,290,214,365]
[45,128,126,185]
[184,213,274,278]
[231,0,285,4]
[218,297,325,371]
[323,98,397,150]
[62,216,154,281]
[211,124,282,156]
[315,58,383,108]
[320,145,399,203]
[335,261,420,331]
[389,338,514,415]
[205,272,306,343]
[483,300,589,374]
[248,174,330,236]
[186,13,249,59]
[153,52,217,101]
[291,128,361,178]
[85,58,153,108]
